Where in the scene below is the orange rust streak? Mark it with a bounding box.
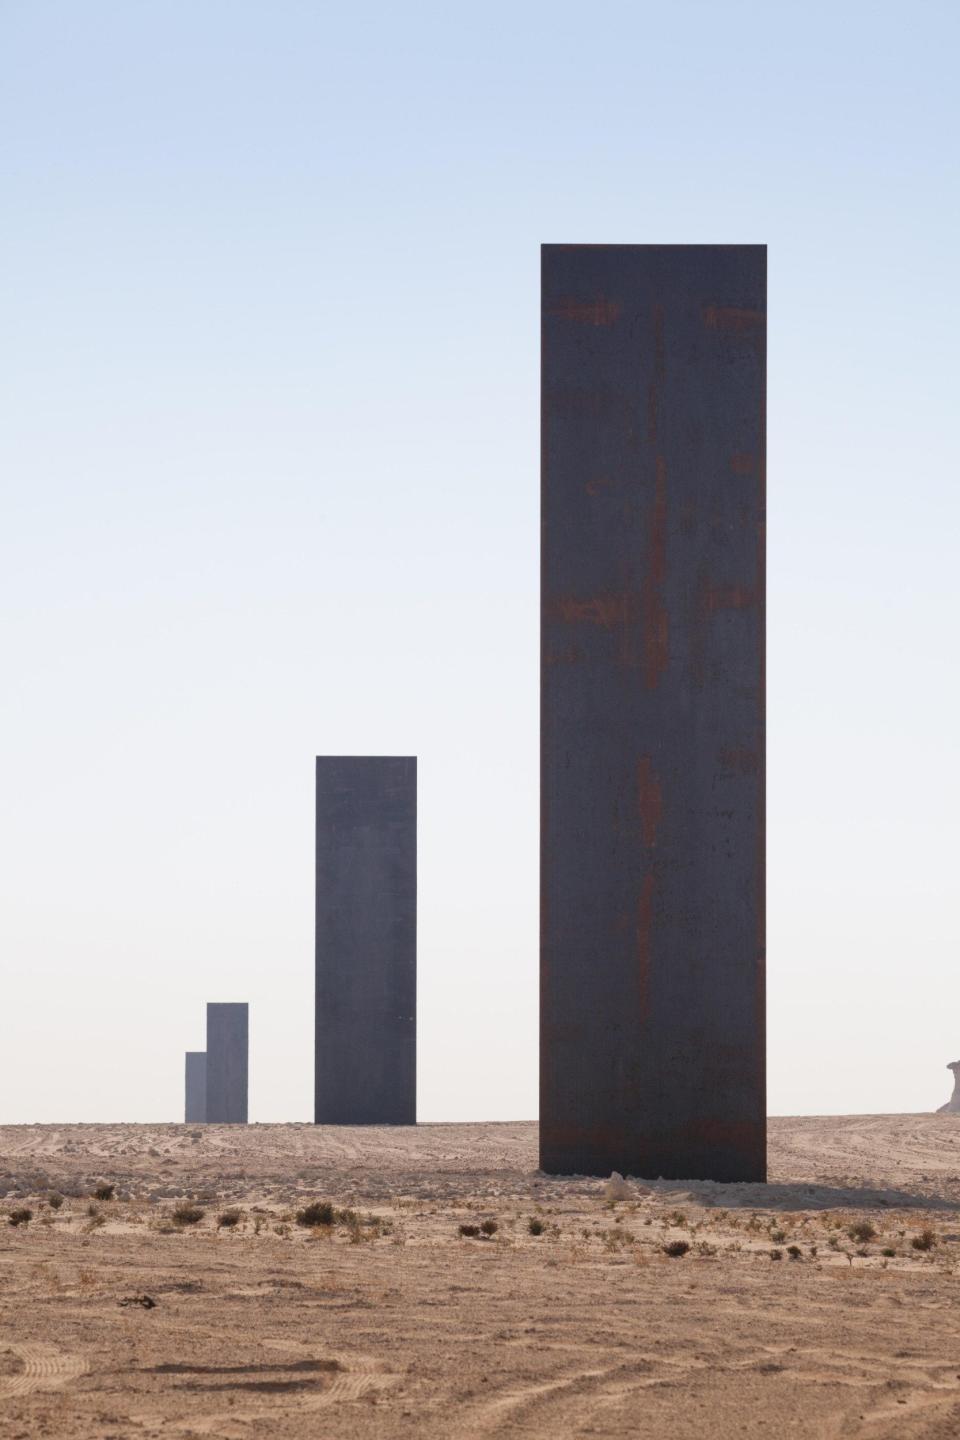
[704,583,758,613]
[653,304,665,380]
[719,746,759,776]
[548,297,621,326]
[703,305,765,332]
[641,458,669,689]
[637,758,662,848]
[647,305,665,442]
[730,452,756,475]
[636,874,655,1023]
[550,595,627,629]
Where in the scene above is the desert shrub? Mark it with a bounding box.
[786,1244,802,1260]
[662,1240,690,1258]
[667,1210,687,1228]
[848,1220,876,1244]
[47,1193,64,1211]
[527,1218,545,1236]
[770,1228,786,1243]
[480,1219,498,1237]
[769,1248,783,1261]
[8,1208,32,1227]
[912,1228,936,1252]
[881,1246,896,1258]
[458,1223,480,1238]
[172,1203,205,1226]
[217,1208,242,1229]
[93,1184,115,1202]
[296,1202,335,1228]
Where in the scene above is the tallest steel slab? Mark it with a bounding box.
[540,245,766,1182]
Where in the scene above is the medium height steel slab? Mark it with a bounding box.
[315,757,416,1125]
[540,244,766,1182]
[205,1003,249,1124]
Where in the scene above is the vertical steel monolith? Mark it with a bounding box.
[540,244,766,1182]
[184,1051,206,1123]
[315,757,416,1124]
[205,1003,248,1124]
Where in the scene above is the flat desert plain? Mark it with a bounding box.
[3,1116,960,1439]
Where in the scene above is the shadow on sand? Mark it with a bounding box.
[648,1179,960,1213]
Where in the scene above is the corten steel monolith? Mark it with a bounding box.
[540,244,766,1182]
[205,1003,248,1124]
[184,1051,206,1123]
[315,757,416,1124]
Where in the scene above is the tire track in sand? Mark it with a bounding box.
[161,1351,400,1434]
[0,1343,88,1398]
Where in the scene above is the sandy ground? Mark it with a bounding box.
[3,1116,960,1438]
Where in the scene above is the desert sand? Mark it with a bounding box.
[3,1114,960,1438]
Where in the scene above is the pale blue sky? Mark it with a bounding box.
[1,0,957,1122]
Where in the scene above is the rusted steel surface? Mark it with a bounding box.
[540,245,766,1182]
[315,757,417,1125]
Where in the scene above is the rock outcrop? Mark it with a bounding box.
[937,1061,960,1113]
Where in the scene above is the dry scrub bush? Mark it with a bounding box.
[848,1220,876,1244]
[93,1184,115,1202]
[912,1228,937,1252]
[662,1240,689,1258]
[217,1208,242,1228]
[296,1202,335,1228]
[8,1208,32,1227]
[172,1203,205,1226]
